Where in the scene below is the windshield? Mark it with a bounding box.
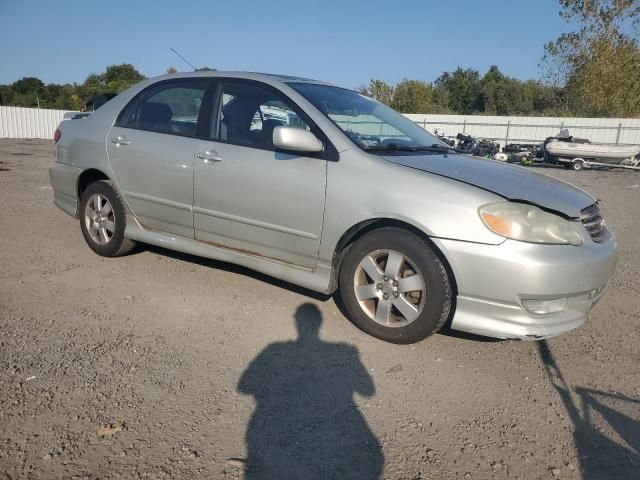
[288,83,448,153]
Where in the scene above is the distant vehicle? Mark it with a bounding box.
[50,72,617,343]
[544,130,640,171]
[85,93,117,112]
[433,128,455,147]
[504,143,544,158]
[60,93,119,121]
[455,133,500,157]
[499,143,544,164]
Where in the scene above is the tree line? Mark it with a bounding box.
[0,64,212,111]
[357,67,561,116]
[0,64,146,111]
[1,1,638,117]
[0,63,563,116]
[361,0,640,117]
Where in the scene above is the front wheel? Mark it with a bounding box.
[338,228,452,344]
[79,180,136,257]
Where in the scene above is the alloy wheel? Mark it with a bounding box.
[84,193,115,245]
[353,249,426,327]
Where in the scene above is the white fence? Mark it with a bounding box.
[406,114,640,147]
[0,106,68,139]
[2,106,640,148]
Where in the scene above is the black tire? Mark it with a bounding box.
[572,160,584,171]
[338,227,452,344]
[79,180,136,257]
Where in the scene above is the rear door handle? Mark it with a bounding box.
[111,135,130,146]
[196,150,223,163]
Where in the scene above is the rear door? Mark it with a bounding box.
[107,79,209,238]
[193,80,328,268]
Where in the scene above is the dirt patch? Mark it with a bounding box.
[0,140,638,479]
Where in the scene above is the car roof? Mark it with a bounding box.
[149,70,335,87]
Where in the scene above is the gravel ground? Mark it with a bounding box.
[0,139,638,480]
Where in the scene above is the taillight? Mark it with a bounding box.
[53,129,61,143]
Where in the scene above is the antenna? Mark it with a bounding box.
[170,48,197,71]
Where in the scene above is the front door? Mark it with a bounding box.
[107,79,209,238]
[193,80,327,268]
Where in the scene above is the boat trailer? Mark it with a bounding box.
[554,156,640,172]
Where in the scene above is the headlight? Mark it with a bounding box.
[479,202,583,246]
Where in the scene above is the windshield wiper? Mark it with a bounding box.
[363,143,419,152]
[364,143,459,154]
[413,144,465,153]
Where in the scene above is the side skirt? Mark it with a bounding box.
[124,218,333,295]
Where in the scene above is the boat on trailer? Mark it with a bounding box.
[544,130,640,171]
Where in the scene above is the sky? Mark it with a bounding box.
[0,0,570,89]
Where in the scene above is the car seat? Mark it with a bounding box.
[139,102,173,133]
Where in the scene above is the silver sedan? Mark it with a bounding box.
[49,72,617,343]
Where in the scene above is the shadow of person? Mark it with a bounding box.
[538,340,640,479]
[237,303,383,479]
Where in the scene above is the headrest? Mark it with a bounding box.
[140,102,172,124]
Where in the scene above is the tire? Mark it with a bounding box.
[79,180,136,257]
[572,159,584,171]
[338,227,452,344]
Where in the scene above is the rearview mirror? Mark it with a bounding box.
[273,126,323,153]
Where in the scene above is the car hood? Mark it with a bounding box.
[384,153,595,218]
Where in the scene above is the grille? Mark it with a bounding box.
[580,203,607,243]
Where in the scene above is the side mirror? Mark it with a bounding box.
[273,126,323,153]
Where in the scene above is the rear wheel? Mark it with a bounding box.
[338,227,452,344]
[79,180,135,257]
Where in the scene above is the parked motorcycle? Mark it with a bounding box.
[456,133,500,157]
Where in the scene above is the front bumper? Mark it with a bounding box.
[433,231,617,339]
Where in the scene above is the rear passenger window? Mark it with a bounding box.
[118,81,208,137]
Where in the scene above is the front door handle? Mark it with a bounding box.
[111,135,130,146]
[196,150,223,163]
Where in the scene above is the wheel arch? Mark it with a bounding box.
[328,218,458,303]
[77,168,111,199]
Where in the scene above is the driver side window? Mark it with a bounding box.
[214,82,310,149]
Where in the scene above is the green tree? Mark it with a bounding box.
[522,79,563,115]
[390,79,438,113]
[76,63,146,106]
[4,77,45,107]
[98,63,145,93]
[11,77,45,95]
[357,79,394,105]
[0,64,146,109]
[481,66,513,115]
[479,66,554,115]
[0,85,10,105]
[567,37,640,116]
[435,68,482,114]
[542,0,640,116]
[101,64,144,84]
